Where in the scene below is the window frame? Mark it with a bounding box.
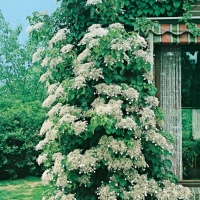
[154,44,200,180]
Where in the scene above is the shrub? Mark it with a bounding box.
[0,99,46,179]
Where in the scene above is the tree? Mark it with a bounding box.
[29,0,192,199]
[0,10,46,179]
[0,10,45,101]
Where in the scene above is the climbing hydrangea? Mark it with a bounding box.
[35,22,191,200]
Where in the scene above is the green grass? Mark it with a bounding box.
[0,176,49,200]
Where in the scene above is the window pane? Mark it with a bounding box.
[181,47,200,180]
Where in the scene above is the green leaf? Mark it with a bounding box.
[165,159,172,168]
[160,7,165,14]
[173,1,180,8]
[124,1,130,6]
[155,10,160,16]
[166,5,171,11]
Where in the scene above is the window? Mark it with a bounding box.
[155,45,200,180]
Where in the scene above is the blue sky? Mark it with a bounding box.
[0,0,59,43]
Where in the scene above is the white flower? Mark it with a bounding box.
[111,39,131,51]
[40,119,54,135]
[143,72,154,84]
[86,0,102,6]
[32,47,44,63]
[26,22,44,34]
[50,56,64,68]
[133,49,153,65]
[61,44,74,54]
[79,26,108,45]
[72,76,86,89]
[41,169,54,185]
[49,28,70,47]
[39,71,50,83]
[77,48,91,63]
[109,23,124,30]
[98,185,116,200]
[73,121,88,135]
[145,96,159,107]
[122,87,139,101]
[42,94,57,108]
[37,154,48,165]
[115,117,137,131]
[41,57,50,67]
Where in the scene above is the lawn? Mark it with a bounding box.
[0,176,49,200]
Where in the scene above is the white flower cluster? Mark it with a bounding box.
[115,117,137,131]
[45,128,58,141]
[111,38,131,51]
[139,107,156,129]
[134,34,147,48]
[39,71,51,82]
[32,47,44,63]
[145,129,174,151]
[26,22,44,34]
[79,24,108,45]
[109,23,124,30]
[72,62,103,86]
[97,185,116,200]
[86,0,102,6]
[67,149,97,173]
[42,83,66,108]
[125,105,139,114]
[92,98,123,117]
[109,139,127,155]
[50,56,64,68]
[107,157,133,171]
[133,49,154,66]
[35,138,49,150]
[37,153,48,165]
[41,169,54,185]
[73,120,88,135]
[94,83,122,97]
[49,28,70,47]
[126,139,142,159]
[122,88,139,102]
[88,38,100,49]
[47,83,59,95]
[61,44,74,54]
[46,191,76,200]
[143,71,154,84]
[77,48,91,63]
[41,57,50,67]
[59,104,82,117]
[94,83,139,103]
[133,154,148,169]
[72,76,86,89]
[155,180,191,200]
[42,94,57,108]
[145,96,159,107]
[59,113,78,124]
[40,119,54,135]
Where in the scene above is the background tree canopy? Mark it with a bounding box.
[0,10,46,180]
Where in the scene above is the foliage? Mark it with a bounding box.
[181,0,200,36]
[182,139,200,179]
[0,10,47,179]
[0,10,45,101]
[0,176,50,200]
[0,98,46,180]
